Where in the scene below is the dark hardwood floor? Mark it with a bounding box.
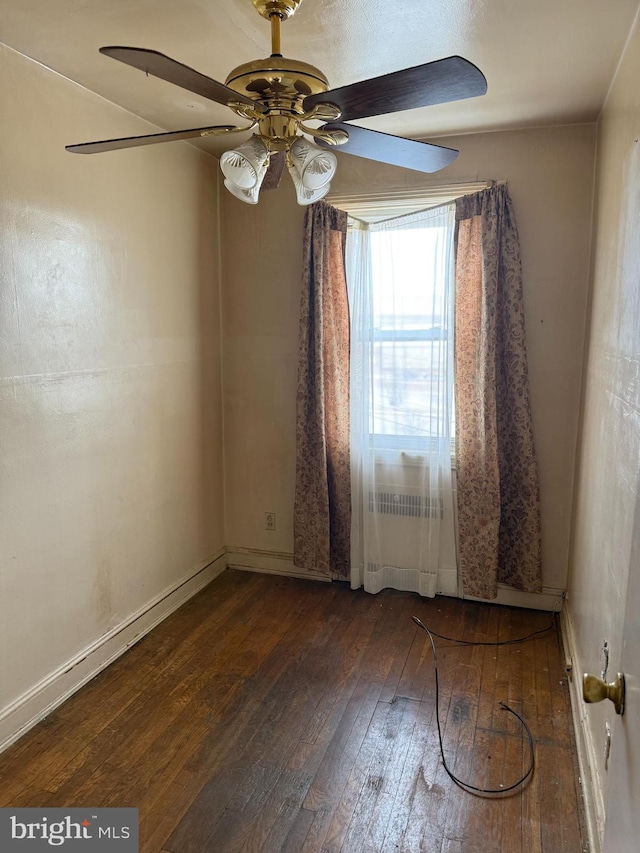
[0,570,587,852]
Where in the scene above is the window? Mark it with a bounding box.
[345,200,460,599]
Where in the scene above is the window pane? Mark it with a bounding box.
[369,224,452,440]
[371,339,449,436]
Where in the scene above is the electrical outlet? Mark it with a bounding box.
[565,657,573,681]
[265,512,276,531]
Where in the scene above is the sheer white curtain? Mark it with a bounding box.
[347,203,458,598]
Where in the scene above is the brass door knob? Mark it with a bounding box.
[582,672,625,715]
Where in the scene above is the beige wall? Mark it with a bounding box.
[566,9,640,845]
[0,44,225,741]
[221,180,304,563]
[222,123,596,592]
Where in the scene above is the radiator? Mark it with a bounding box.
[362,485,458,597]
[368,490,444,519]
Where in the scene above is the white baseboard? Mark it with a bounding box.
[226,546,331,582]
[464,584,566,611]
[227,554,564,609]
[561,604,604,853]
[0,551,227,755]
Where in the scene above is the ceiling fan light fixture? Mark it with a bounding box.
[220,135,270,189]
[289,136,337,190]
[68,1,487,203]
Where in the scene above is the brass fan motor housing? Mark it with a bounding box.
[226,56,344,151]
[225,56,329,110]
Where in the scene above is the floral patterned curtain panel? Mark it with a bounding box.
[454,184,542,599]
[293,201,351,579]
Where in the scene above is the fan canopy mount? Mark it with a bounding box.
[251,0,304,21]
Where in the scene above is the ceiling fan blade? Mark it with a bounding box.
[262,151,287,190]
[66,125,241,154]
[100,46,263,111]
[318,123,458,174]
[303,56,486,122]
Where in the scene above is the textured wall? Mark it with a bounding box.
[0,45,225,720]
[221,123,596,592]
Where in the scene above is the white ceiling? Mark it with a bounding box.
[1,0,638,156]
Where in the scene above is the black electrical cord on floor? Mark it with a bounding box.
[411,610,560,797]
[415,607,558,647]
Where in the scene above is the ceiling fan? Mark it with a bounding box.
[67,0,487,205]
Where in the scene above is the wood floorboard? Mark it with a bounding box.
[279,805,317,852]
[0,571,586,852]
[377,705,435,851]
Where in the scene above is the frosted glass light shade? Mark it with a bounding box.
[287,165,331,206]
[289,136,337,190]
[223,179,261,204]
[220,136,269,190]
